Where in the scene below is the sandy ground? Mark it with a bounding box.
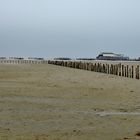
[0,63,140,140]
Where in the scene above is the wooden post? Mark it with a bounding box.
[80,62,83,69]
[126,65,129,77]
[113,65,115,75]
[115,65,118,75]
[88,63,91,71]
[87,63,89,70]
[109,65,111,74]
[72,62,75,68]
[97,63,99,72]
[107,64,110,74]
[122,65,124,77]
[83,63,85,70]
[91,63,94,71]
[62,61,64,66]
[102,64,104,73]
[129,68,131,78]
[136,65,139,79]
[132,66,134,78]
[64,61,67,67]
[94,63,97,72]
[110,64,113,74]
[76,62,79,68]
[125,66,127,77]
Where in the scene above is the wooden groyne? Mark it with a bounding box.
[48,60,140,80]
[0,59,139,80]
[0,59,48,64]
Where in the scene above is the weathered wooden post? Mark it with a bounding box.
[105,64,108,73]
[136,65,139,79]
[137,65,139,79]
[112,64,114,74]
[113,65,116,75]
[115,65,118,75]
[67,61,70,67]
[77,62,79,69]
[61,61,64,66]
[96,63,98,72]
[86,62,89,70]
[87,62,90,71]
[59,61,61,66]
[114,65,116,75]
[72,61,75,68]
[118,64,120,76]
[85,62,88,70]
[79,62,82,69]
[124,66,127,77]
[75,62,78,68]
[70,61,73,67]
[76,62,78,68]
[91,63,94,71]
[100,63,102,72]
[109,65,111,74]
[102,64,105,73]
[104,64,106,73]
[97,63,99,72]
[82,63,85,70]
[98,63,100,72]
[132,66,134,78]
[87,62,90,70]
[78,62,81,69]
[112,65,114,75]
[107,64,110,74]
[116,64,118,75]
[126,65,129,77]
[80,62,83,69]
[129,68,131,78]
[99,63,101,72]
[64,61,67,67]
[110,64,112,74]
[104,64,107,73]
[94,63,97,72]
[122,65,124,77]
[88,63,92,71]
[76,62,79,69]
[58,61,61,66]
[49,60,51,64]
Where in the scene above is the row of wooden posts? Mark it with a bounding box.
[0,60,48,64]
[0,59,139,80]
[48,60,140,80]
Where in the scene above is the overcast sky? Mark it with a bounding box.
[0,0,140,58]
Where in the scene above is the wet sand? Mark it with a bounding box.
[0,63,140,140]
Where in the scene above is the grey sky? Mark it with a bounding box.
[0,0,140,58]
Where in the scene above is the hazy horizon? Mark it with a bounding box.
[0,0,140,59]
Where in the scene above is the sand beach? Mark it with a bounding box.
[0,63,140,140]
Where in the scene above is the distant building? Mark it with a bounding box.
[76,58,95,60]
[28,57,44,60]
[0,57,7,60]
[9,57,24,60]
[96,52,129,60]
[54,57,71,60]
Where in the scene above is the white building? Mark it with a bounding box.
[96,52,129,60]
